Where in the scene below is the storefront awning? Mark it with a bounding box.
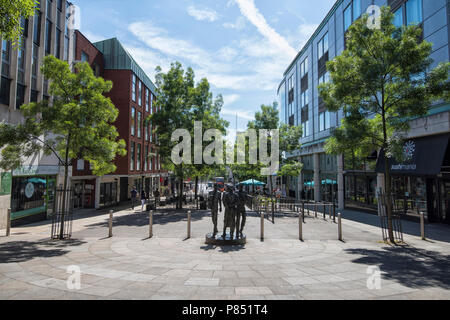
[376,133,450,176]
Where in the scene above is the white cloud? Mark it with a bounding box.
[187,6,219,22]
[232,0,296,59]
[221,108,254,121]
[82,31,106,43]
[223,94,240,105]
[223,16,246,30]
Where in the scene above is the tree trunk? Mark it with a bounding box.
[194,176,199,200]
[59,141,70,239]
[381,101,395,243]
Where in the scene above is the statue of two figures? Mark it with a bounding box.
[209,183,247,240]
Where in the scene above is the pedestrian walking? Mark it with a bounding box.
[141,189,147,212]
[130,186,138,210]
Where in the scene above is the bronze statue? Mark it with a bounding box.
[222,184,237,239]
[208,184,222,236]
[236,184,248,238]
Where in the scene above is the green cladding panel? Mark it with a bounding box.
[93,38,158,95]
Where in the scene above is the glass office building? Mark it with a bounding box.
[278,0,450,223]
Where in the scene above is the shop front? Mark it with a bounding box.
[376,133,450,224]
[10,165,59,225]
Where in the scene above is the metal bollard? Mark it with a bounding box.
[260,211,264,241]
[333,202,336,223]
[149,210,153,238]
[420,212,425,240]
[302,203,305,223]
[6,208,11,237]
[338,213,343,241]
[323,203,326,220]
[314,203,317,218]
[299,210,303,241]
[187,210,191,239]
[108,210,113,238]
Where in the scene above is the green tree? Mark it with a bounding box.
[0,55,126,238]
[149,62,228,209]
[319,6,450,243]
[279,123,303,196]
[0,0,38,46]
[232,103,302,196]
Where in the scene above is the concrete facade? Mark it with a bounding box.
[0,1,76,226]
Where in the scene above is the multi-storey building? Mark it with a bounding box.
[0,0,76,226]
[71,32,165,209]
[278,0,450,224]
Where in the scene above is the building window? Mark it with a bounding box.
[145,89,149,112]
[319,111,331,132]
[81,50,89,62]
[132,74,136,102]
[137,111,142,138]
[0,77,11,106]
[33,11,42,46]
[150,123,153,142]
[138,81,142,106]
[31,89,39,102]
[319,71,330,85]
[137,143,141,171]
[77,159,84,171]
[17,39,26,84]
[318,32,328,59]
[2,40,11,78]
[287,75,295,123]
[406,0,422,26]
[302,120,310,138]
[145,123,149,141]
[16,84,26,109]
[344,0,362,31]
[31,44,39,90]
[45,19,52,55]
[131,107,136,136]
[394,7,404,28]
[55,28,61,58]
[130,142,135,171]
[300,89,308,108]
[145,146,149,171]
[46,0,52,19]
[300,57,308,78]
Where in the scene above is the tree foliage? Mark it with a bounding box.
[0,0,38,46]
[0,55,127,176]
[149,62,228,207]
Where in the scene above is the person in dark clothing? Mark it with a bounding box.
[130,187,138,210]
[141,189,147,211]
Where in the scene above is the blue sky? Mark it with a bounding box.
[75,0,336,139]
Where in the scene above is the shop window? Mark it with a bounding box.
[11,176,53,214]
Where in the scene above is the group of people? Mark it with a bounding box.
[209,183,248,239]
[130,187,160,211]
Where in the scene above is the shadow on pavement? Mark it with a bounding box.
[0,239,86,264]
[200,244,246,253]
[344,245,450,290]
[84,210,211,229]
[342,210,450,244]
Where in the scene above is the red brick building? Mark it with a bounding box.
[71,31,165,209]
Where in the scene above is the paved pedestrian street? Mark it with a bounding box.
[0,206,449,300]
